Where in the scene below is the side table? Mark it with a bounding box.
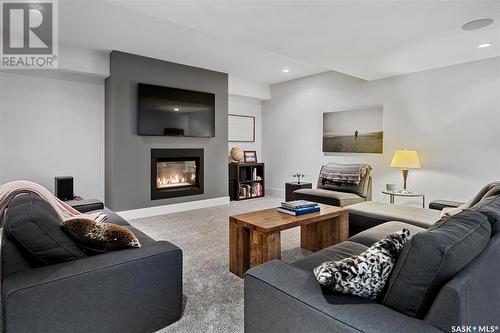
[382,190,426,208]
[65,198,104,213]
[285,182,312,201]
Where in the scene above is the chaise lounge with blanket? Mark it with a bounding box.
[294,163,373,207]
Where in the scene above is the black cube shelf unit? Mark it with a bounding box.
[228,162,265,201]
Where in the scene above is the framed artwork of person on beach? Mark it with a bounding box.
[322,105,383,154]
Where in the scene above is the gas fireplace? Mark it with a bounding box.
[151,149,204,200]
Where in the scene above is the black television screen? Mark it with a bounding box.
[138,83,215,137]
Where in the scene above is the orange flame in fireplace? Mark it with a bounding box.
[157,174,190,188]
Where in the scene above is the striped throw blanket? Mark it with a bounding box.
[320,163,372,185]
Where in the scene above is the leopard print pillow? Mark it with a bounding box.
[314,229,410,300]
[62,218,141,253]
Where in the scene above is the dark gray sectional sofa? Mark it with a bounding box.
[1,193,183,333]
[245,195,500,333]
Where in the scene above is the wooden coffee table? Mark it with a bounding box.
[229,204,349,278]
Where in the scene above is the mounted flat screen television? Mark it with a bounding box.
[138,83,215,137]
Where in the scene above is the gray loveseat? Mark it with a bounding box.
[294,163,372,207]
[1,193,183,333]
[245,194,500,332]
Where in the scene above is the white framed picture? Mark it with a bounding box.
[228,114,255,142]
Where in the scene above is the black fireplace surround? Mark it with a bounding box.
[151,149,204,200]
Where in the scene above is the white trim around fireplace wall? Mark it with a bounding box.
[116,196,230,220]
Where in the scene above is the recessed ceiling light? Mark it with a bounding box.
[462,18,494,31]
[477,42,492,48]
[173,108,179,111]
[282,68,290,73]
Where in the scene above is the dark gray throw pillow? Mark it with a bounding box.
[314,229,410,300]
[4,193,87,266]
[383,210,491,318]
[468,194,500,234]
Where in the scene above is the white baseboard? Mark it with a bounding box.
[266,187,285,199]
[116,196,230,220]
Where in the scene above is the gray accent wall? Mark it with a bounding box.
[105,51,228,211]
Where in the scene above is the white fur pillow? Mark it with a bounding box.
[314,229,410,300]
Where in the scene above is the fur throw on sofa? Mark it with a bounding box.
[62,218,141,253]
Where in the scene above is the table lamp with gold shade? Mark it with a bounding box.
[390,150,420,193]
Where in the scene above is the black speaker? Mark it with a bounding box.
[55,176,74,201]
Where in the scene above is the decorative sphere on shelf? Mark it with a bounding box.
[230,147,244,162]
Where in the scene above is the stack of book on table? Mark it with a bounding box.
[278,200,320,216]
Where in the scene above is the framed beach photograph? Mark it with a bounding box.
[323,105,383,154]
[243,150,257,163]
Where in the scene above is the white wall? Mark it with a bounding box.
[58,44,109,77]
[0,71,105,200]
[228,75,271,100]
[263,57,500,205]
[228,95,263,161]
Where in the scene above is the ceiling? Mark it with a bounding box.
[60,1,500,84]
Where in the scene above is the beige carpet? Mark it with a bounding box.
[129,196,310,333]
